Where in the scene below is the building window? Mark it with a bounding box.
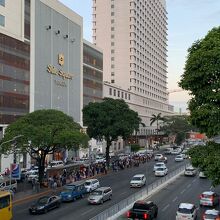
[0,15,5,26]
[0,0,5,6]
[111,12,114,16]
[121,92,124,98]
[118,91,120,97]
[109,88,112,95]
[113,89,116,96]
[111,80,115,84]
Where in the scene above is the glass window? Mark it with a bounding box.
[0,195,10,209]
[0,0,5,7]
[0,14,5,26]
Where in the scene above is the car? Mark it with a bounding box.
[202,209,220,220]
[29,195,61,214]
[84,179,100,193]
[155,167,168,177]
[171,148,182,155]
[130,174,146,188]
[27,171,39,182]
[153,162,166,172]
[200,191,219,207]
[0,178,17,192]
[176,203,198,220]
[164,148,172,155]
[199,171,207,178]
[60,181,87,202]
[154,154,163,161]
[181,153,188,159]
[175,154,184,162]
[88,187,112,204]
[158,156,168,163]
[184,166,197,176]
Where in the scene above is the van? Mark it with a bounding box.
[0,191,12,220]
[0,178,17,192]
[88,187,112,204]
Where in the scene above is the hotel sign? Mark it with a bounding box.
[47,53,73,80]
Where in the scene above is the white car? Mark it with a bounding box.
[203,209,220,220]
[155,167,168,177]
[176,203,198,220]
[199,171,207,178]
[153,162,166,172]
[48,160,64,168]
[154,154,163,161]
[175,154,184,162]
[184,166,197,176]
[84,179,100,192]
[171,148,182,155]
[27,171,39,182]
[130,174,146,188]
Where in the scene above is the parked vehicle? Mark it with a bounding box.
[176,203,198,220]
[153,162,166,172]
[84,179,100,193]
[60,181,87,202]
[127,200,158,220]
[164,148,172,155]
[130,174,146,188]
[175,154,184,162]
[171,148,182,155]
[184,166,197,176]
[88,187,112,204]
[155,167,168,177]
[200,191,219,207]
[0,178,17,192]
[29,195,61,214]
[202,209,220,220]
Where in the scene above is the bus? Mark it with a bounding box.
[0,191,12,220]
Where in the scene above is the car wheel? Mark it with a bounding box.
[154,210,158,218]
[109,195,112,200]
[100,199,103,204]
[73,197,76,202]
[12,188,16,193]
[44,208,48,214]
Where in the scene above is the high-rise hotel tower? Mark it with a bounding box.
[92,0,173,130]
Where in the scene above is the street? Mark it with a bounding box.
[118,172,220,219]
[13,152,188,220]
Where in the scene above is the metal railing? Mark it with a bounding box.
[90,164,189,220]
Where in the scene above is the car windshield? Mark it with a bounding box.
[155,164,163,167]
[156,168,164,171]
[37,197,49,205]
[91,191,102,196]
[202,193,213,198]
[204,213,218,218]
[132,177,141,181]
[63,188,72,193]
[85,182,91,186]
[178,208,192,214]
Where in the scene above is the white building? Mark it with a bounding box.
[93,0,173,134]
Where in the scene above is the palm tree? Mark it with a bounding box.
[150,113,164,139]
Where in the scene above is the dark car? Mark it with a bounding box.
[29,195,61,214]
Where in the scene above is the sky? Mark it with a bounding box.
[59,0,220,113]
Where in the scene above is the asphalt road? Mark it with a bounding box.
[118,172,220,219]
[13,152,188,220]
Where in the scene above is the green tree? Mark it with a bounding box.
[150,113,164,143]
[161,115,196,144]
[0,109,89,184]
[179,26,220,184]
[83,98,141,167]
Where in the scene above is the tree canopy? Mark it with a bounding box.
[179,26,220,185]
[83,98,141,166]
[179,27,220,137]
[161,115,196,145]
[0,109,89,183]
[150,113,164,133]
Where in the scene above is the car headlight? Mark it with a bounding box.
[68,194,72,198]
[37,206,44,210]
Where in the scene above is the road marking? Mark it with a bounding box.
[162,204,170,212]
[192,179,197,183]
[120,192,127,196]
[172,196,178,202]
[181,189,186,194]
[187,184,191,188]
[81,207,95,216]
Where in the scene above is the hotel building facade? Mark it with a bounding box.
[93,0,173,136]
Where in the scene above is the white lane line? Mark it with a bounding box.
[81,207,95,216]
[181,189,186,194]
[172,197,178,202]
[120,192,127,196]
[187,184,191,188]
[162,204,170,212]
[192,179,197,183]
